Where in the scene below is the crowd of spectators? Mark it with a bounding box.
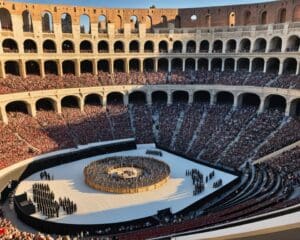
[0,70,299,95]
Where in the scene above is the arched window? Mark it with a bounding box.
[2,39,18,53]
[260,11,267,25]
[98,15,107,33]
[130,15,138,32]
[116,15,122,32]
[62,40,74,53]
[278,8,286,23]
[146,15,152,31]
[22,10,33,32]
[229,12,236,27]
[80,14,91,34]
[175,15,181,28]
[24,39,37,53]
[42,11,54,33]
[244,11,251,25]
[0,8,13,31]
[61,13,72,33]
[161,15,168,27]
[293,6,300,22]
[43,40,56,53]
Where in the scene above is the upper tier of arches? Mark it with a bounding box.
[1,1,300,33]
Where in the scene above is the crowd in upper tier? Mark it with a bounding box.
[0,70,299,94]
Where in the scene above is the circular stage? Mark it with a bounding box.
[84,156,170,193]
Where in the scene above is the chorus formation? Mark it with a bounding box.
[84,156,170,193]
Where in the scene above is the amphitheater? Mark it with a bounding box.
[0,0,300,239]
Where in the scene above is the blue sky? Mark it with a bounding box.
[12,0,274,8]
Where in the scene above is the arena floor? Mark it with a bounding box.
[15,144,237,224]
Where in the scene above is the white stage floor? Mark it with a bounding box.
[15,144,237,224]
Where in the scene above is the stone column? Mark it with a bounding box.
[0,104,8,124]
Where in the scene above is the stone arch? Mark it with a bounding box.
[159,40,168,53]
[5,61,20,76]
[62,60,75,75]
[36,98,56,111]
[194,91,210,103]
[252,58,264,72]
[2,39,18,53]
[278,8,286,23]
[80,14,91,34]
[98,15,107,32]
[61,95,80,108]
[0,8,13,31]
[62,40,74,53]
[173,41,183,53]
[129,91,146,104]
[211,58,222,71]
[226,39,236,52]
[172,91,189,103]
[186,40,196,53]
[213,40,223,53]
[216,91,234,105]
[266,58,280,74]
[260,11,267,24]
[238,93,260,108]
[43,39,56,53]
[161,15,168,27]
[200,40,209,52]
[289,98,300,116]
[269,36,282,52]
[98,59,109,72]
[22,10,33,32]
[130,15,139,31]
[237,58,250,71]
[114,59,125,72]
[175,15,181,28]
[239,38,251,52]
[116,15,123,31]
[282,58,297,74]
[158,58,168,72]
[107,92,124,105]
[265,94,286,112]
[44,60,58,75]
[286,35,300,52]
[171,58,183,71]
[80,60,93,74]
[42,11,54,33]
[129,40,139,52]
[253,38,267,52]
[24,39,37,53]
[84,94,103,107]
[26,60,40,75]
[152,91,168,104]
[114,40,125,52]
[224,58,235,71]
[144,58,154,72]
[98,40,109,53]
[80,40,93,53]
[229,12,236,27]
[198,58,208,71]
[146,15,152,31]
[129,59,140,72]
[6,101,30,115]
[61,13,72,33]
[293,6,300,22]
[185,58,195,71]
[243,10,251,25]
[144,41,154,52]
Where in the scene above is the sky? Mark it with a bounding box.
[11,0,275,8]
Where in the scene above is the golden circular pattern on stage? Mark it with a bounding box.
[84,156,170,194]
